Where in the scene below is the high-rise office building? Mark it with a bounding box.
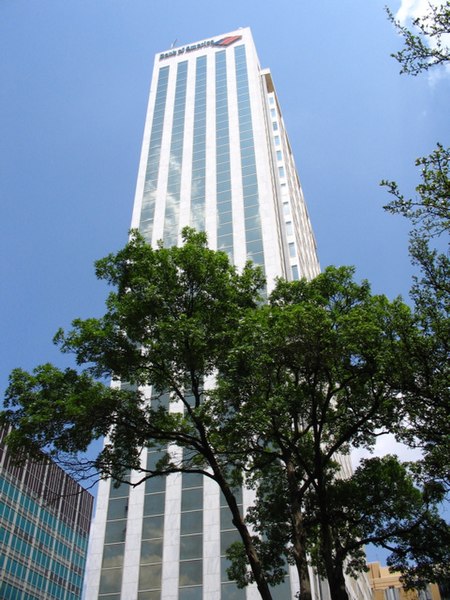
[84,28,370,600]
[0,426,93,599]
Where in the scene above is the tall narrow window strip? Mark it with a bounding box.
[215,51,233,260]
[139,66,170,243]
[99,475,131,597]
[190,55,207,232]
[138,448,167,597]
[234,44,265,269]
[164,61,189,247]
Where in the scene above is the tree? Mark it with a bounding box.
[3,228,278,600]
[3,234,446,599]
[387,1,450,76]
[214,266,446,600]
[382,144,450,491]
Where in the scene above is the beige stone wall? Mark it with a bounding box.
[368,562,441,600]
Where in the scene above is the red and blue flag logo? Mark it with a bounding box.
[213,35,242,47]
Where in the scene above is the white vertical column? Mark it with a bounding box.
[120,461,146,599]
[83,478,110,600]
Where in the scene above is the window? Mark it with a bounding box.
[274,135,280,146]
[276,150,282,161]
[278,166,285,178]
[272,121,278,131]
[289,242,296,257]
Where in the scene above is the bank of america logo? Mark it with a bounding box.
[214,35,242,47]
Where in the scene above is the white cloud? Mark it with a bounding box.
[394,0,450,80]
[351,433,422,470]
[395,0,446,24]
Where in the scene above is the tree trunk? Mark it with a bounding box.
[285,460,312,600]
[203,445,273,600]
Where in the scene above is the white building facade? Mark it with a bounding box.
[84,28,370,600]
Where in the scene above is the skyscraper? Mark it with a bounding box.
[84,28,370,600]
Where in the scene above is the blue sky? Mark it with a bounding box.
[1,0,448,563]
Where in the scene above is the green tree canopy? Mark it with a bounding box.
[3,231,447,600]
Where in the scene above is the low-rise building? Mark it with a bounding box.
[368,561,441,600]
[0,426,93,599]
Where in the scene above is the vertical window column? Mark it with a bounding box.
[138,449,167,600]
[220,489,245,600]
[215,50,234,260]
[164,61,188,247]
[178,472,204,599]
[190,55,207,232]
[98,477,130,599]
[139,66,170,243]
[234,45,265,270]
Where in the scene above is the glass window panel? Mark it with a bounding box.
[179,560,202,586]
[221,530,241,555]
[142,516,164,540]
[242,173,257,187]
[217,209,232,224]
[139,563,162,590]
[246,227,262,244]
[218,233,233,249]
[218,222,233,238]
[276,150,282,161]
[179,587,203,600]
[292,265,299,281]
[270,577,291,599]
[99,569,122,595]
[180,534,203,560]
[244,195,260,210]
[220,488,243,507]
[180,510,202,535]
[241,154,256,169]
[144,492,165,516]
[242,164,256,177]
[221,583,246,600]
[243,183,258,197]
[217,181,231,194]
[274,135,280,146]
[104,523,127,547]
[181,488,203,511]
[278,166,285,178]
[220,506,234,531]
[240,146,255,159]
[141,539,163,564]
[138,592,161,600]
[245,214,261,231]
[102,544,124,569]
[240,137,254,150]
[182,472,204,489]
[239,129,253,141]
[107,497,128,521]
[247,239,264,255]
[289,242,296,257]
